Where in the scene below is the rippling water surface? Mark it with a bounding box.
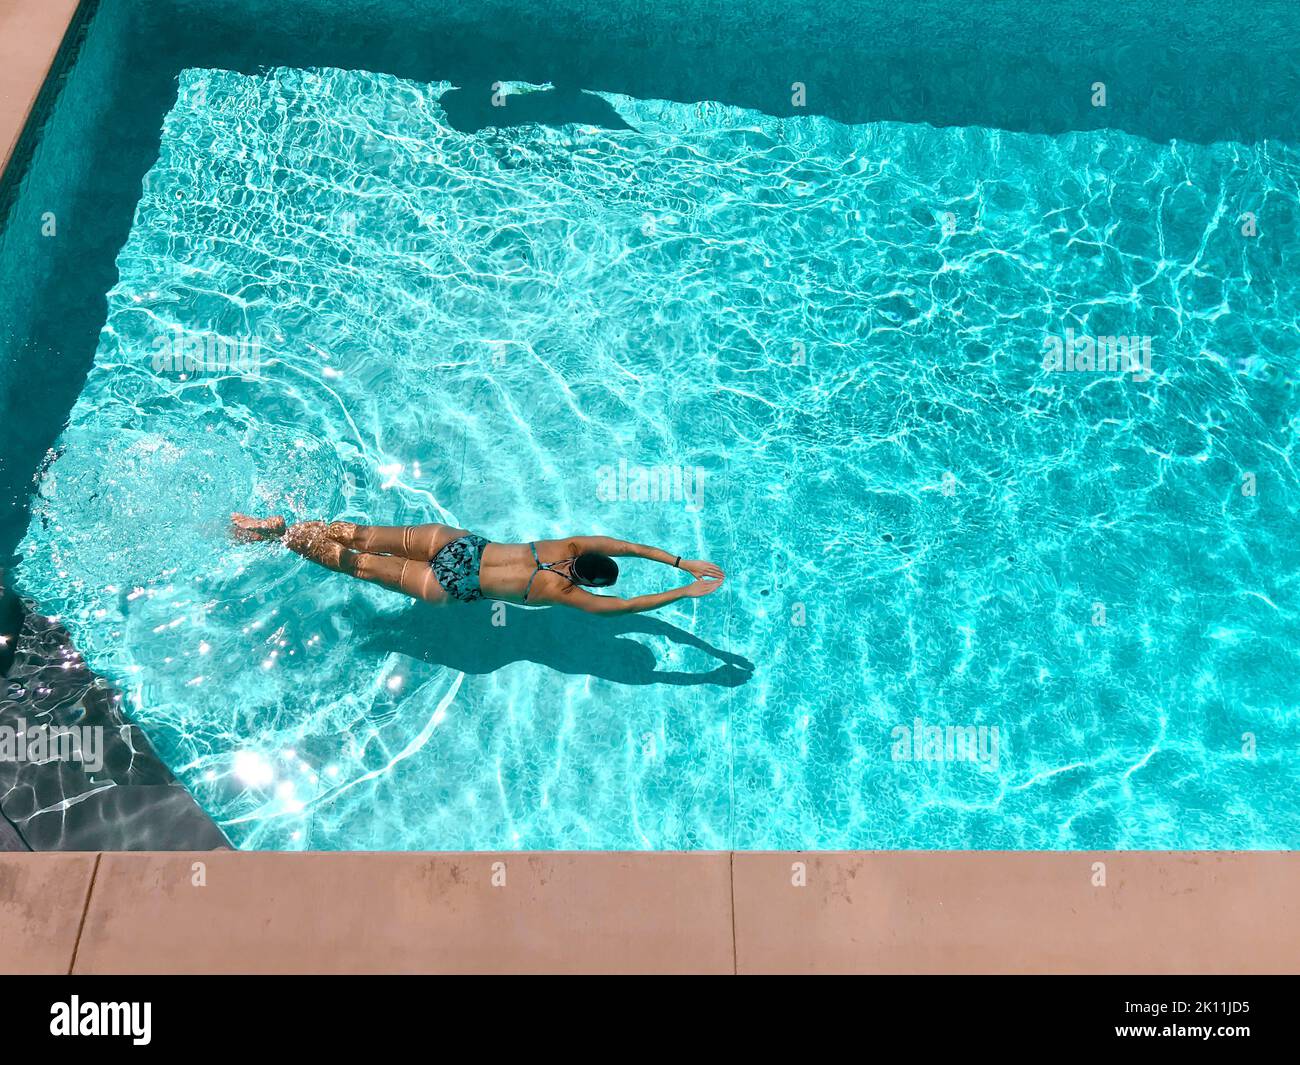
[16,67,1300,848]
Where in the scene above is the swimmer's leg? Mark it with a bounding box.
[323,521,466,561]
[284,522,448,603]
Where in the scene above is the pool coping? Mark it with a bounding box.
[2,850,1296,974]
[0,0,82,182]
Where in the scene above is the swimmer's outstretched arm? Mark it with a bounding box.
[556,579,722,615]
[533,574,728,616]
[565,536,725,581]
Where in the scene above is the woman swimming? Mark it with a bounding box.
[231,514,725,615]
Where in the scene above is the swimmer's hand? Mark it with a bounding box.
[680,559,724,580]
[682,575,723,597]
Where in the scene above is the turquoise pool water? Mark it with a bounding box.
[12,63,1299,849]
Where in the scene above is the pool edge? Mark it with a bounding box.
[0,0,85,187]
[1,850,1294,974]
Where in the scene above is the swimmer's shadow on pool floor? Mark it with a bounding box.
[438,84,634,134]
[358,602,754,688]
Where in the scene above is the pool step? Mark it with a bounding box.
[0,601,228,853]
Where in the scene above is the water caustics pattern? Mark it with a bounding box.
[16,67,1300,849]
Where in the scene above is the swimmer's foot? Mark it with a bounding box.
[284,521,350,570]
[325,521,359,546]
[231,513,287,542]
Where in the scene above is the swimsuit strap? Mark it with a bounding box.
[523,542,578,603]
[523,542,543,602]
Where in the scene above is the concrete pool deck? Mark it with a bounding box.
[2,851,1296,974]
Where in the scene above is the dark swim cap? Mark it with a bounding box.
[573,551,619,586]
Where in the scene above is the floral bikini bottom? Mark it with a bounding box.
[430,533,489,602]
